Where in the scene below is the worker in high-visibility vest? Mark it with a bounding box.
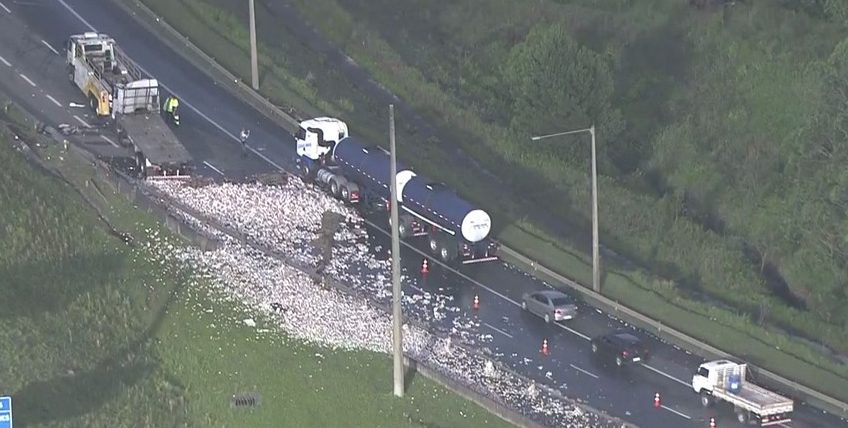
[165,95,180,121]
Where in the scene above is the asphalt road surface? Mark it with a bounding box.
[0,1,845,427]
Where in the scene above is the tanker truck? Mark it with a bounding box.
[294,117,498,264]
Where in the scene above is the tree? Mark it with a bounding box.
[504,23,624,164]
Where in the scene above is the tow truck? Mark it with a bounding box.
[693,360,793,426]
[66,32,192,179]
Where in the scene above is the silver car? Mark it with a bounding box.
[521,290,578,323]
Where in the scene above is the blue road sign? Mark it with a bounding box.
[0,396,12,428]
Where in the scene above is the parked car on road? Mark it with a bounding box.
[521,289,578,323]
[591,330,650,367]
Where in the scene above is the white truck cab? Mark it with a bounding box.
[295,117,349,160]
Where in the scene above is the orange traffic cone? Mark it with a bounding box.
[654,392,661,408]
[472,295,480,311]
[421,259,429,274]
[709,417,716,428]
[541,339,550,356]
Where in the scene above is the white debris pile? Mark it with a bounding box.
[152,180,359,269]
[149,180,621,427]
[177,239,434,354]
[173,236,618,427]
[414,338,622,428]
[150,180,459,321]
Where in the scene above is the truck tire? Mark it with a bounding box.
[734,408,749,424]
[439,242,458,263]
[398,215,413,238]
[341,182,359,203]
[700,392,713,408]
[89,95,98,113]
[429,235,441,253]
[329,176,346,198]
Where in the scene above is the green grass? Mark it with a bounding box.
[0,98,513,427]
[124,0,848,406]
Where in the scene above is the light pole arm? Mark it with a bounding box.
[531,127,594,141]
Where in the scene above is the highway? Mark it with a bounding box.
[0,1,845,427]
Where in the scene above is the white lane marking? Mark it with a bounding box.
[45,94,62,107]
[660,404,691,420]
[569,363,599,379]
[483,322,513,339]
[640,363,690,387]
[55,0,696,400]
[56,0,285,171]
[101,135,119,147]
[41,40,60,55]
[0,1,10,14]
[0,55,10,67]
[73,115,90,127]
[19,73,36,87]
[202,160,224,176]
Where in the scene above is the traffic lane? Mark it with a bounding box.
[13,0,290,168]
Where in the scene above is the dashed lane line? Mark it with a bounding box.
[660,404,691,420]
[0,55,9,67]
[641,363,690,387]
[56,0,697,400]
[41,40,60,55]
[100,135,118,148]
[202,160,224,176]
[483,322,513,339]
[73,115,90,127]
[19,73,36,87]
[0,1,10,14]
[569,363,599,379]
[45,94,62,107]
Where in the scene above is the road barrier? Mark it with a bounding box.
[111,0,848,419]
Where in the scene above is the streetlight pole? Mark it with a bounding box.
[531,125,601,293]
[388,104,404,397]
[248,0,259,90]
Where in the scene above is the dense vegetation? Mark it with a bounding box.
[274,0,848,354]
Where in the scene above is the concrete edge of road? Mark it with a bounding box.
[111,0,848,419]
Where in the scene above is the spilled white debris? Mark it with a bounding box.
[146,179,624,427]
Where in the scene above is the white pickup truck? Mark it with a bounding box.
[692,360,793,426]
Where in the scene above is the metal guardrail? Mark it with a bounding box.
[109,0,848,419]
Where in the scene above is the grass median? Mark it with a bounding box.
[124,0,848,405]
[0,96,512,427]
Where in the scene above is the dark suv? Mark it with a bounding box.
[590,330,650,367]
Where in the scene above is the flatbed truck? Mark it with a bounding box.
[693,360,793,426]
[66,32,192,179]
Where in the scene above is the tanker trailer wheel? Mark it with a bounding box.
[341,182,359,203]
[429,235,442,253]
[329,176,346,198]
[397,215,414,238]
[439,241,458,263]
